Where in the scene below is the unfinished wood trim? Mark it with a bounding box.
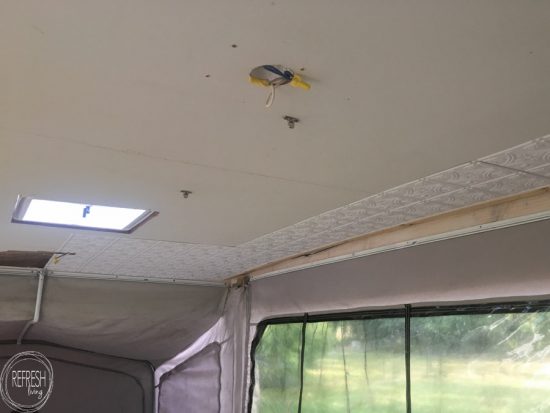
[228,187,550,282]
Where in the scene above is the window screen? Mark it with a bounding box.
[252,323,303,412]
[301,319,406,413]
[249,302,550,413]
[411,312,550,413]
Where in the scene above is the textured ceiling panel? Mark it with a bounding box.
[428,188,496,209]
[6,0,550,254]
[47,135,550,282]
[473,172,549,197]
[529,163,550,178]
[50,235,235,281]
[481,137,550,172]
[4,0,550,281]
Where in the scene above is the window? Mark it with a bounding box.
[11,196,158,233]
[249,301,550,413]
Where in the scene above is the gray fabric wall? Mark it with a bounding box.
[155,287,249,413]
[0,276,226,366]
[0,274,36,341]
[251,220,550,323]
[245,220,550,413]
[158,343,221,413]
[0,343,154,413]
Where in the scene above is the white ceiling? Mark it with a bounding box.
[1,1,550,276]
[45,136,550,281]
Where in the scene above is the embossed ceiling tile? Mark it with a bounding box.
[113,262,154,277]
[473,173,549,196]
[231,244,300,262]
[48,235,119,272]
[331,205,384,232]
[147,241,195,256]
[387,179,458,202]
[240,254,287,270]
[258,233,306,250]
[120,249,172,269]
[429,188,498,208]
[323,204,378,227]
[527,163,550,178]
[79,238,160,273]
[241,227,310,251]
[412,175,462,197]
[198,258,240,276]
[351,219,389,234]
[122,243,172,268]
[112,263,218,281]
[248,246,296,263]
[285,227,354,251]
[285,237,328,255]
[427,161,512,188]
[199,253,252,275]
[186,243,234,256]
[130,242,231,268]
[197,269,229,281]
[46,254,80,272]
[291,227,356,249]
[346,196,391,216]
[46,137,550,282]
[284,208,361,241]
[366,192,413,211]
[481,135,550,171]
[203,255,252,275]
[335,219,380,239]
[394,201,455,220]
[108,241,234,279]
[360,211,418,229]
[318,218,381,242]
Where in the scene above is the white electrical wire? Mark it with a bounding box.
[265,84,276,108]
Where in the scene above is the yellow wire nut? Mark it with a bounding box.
[289,74,311,90]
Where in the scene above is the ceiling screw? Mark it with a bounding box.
[283,115,299,129]
[180,190,193,199]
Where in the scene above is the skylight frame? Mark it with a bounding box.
[11,196,158,234]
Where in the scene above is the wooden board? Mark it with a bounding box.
[228,187,550,283]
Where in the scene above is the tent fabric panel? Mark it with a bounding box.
[0,321,27,342]
[25,277,225,365]
[9,359,143,413]
[158,343,221,413]
[250,220,550,323]
[0,343,154,413]
[156,287,249,413]
[0,274,36,322]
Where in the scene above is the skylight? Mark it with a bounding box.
[12,196,158,233]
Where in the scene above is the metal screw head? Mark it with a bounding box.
[283,115,299,129]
